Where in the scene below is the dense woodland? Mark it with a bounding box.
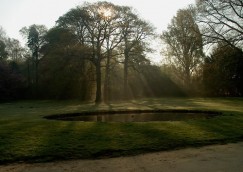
[0,0,243,103]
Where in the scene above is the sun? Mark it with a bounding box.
[103,9,112,18]
[98,7,113,19]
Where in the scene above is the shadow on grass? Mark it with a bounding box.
[2,114,243,164]
[1,98,243,164]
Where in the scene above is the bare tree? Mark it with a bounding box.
[161,9,204,88]
[0,40,8,60]
[102,6,124,103]
[5,38,25,62]
[119,6,155,99]
[0,26,8,60]
[0,26,7,41]
[57,2,120,104]
[196,0,243,49]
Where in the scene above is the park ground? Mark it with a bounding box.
[0,97,243,169]
[0,142,243,172]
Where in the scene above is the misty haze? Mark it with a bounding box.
[0,0,243,171]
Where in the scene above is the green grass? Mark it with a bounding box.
[0,98,243,164]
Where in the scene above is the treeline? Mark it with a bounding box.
[160,0,243,97]
[0,2,184,102]
[0,1,243,102]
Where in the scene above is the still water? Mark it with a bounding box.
[56,112,218,122]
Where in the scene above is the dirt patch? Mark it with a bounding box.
[1,142,242,172]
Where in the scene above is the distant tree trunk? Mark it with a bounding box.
[95,58,102,104]
[123,48,129,100]
[104,49,111,104]
[35,52,39,96]
[27,57,31,88]
[185,65,191,88]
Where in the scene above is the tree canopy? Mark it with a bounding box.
[161,8,204,88]
[196,0,243,49]
[1,1,243,101]
[56,1,155,103]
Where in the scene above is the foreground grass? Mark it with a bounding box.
[0,98,243,164]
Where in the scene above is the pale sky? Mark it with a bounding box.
[0,0,195,63]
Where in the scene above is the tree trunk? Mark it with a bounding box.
[35,52,38,97]
[95,59,102,104]
[123,49,129,100]
[27,57,31,88]
[185,66,191,89]
[104,50,111,104]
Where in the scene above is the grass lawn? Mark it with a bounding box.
[0,97,243,164]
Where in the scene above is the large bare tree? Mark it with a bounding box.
[57,2,155,103]
[57,2,123,104]
[119,6,155,99]
[196,0,243,49]
[161,9,204,88]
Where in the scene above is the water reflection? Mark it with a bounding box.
[59,113,218,122]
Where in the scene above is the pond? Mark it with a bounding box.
[44,110,221,122]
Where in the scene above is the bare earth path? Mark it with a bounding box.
[1,142,243,172]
